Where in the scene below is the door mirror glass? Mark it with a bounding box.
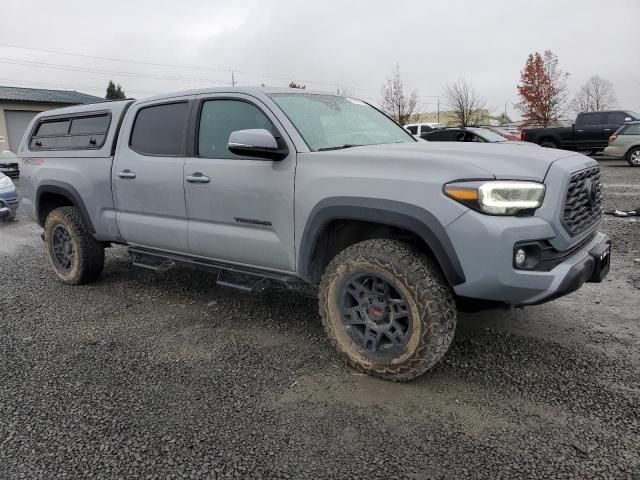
[228,129,287,160]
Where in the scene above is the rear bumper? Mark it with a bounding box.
[603,145,626,158]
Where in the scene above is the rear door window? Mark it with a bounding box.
[621,124,640,135]
[581,113,604,126]
[406,125,418,134]
[130,102,190,156]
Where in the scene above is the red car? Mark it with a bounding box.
[484,127,521,142]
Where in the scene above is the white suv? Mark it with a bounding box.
[404,122,446,139]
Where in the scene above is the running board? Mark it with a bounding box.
[128,247,309,293]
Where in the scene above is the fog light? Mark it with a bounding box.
[515,248,527,268]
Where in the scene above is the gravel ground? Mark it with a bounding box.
[0,158,638,480]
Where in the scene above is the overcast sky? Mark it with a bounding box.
[1,0,639,119]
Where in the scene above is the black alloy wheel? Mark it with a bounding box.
[341,274,412,356]
[51,224,75,273]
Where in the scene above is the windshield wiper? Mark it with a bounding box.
[317,144,360,152]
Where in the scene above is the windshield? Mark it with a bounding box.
[469,128,508,142]
[270,93,415,151]
[626,111,640,120]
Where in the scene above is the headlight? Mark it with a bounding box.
[0,176,13,190]
[444,181,545,215]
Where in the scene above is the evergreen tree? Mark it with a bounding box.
[106,80,126,100]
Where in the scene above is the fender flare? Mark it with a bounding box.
[297,197,466,286]
[36,181,95,233]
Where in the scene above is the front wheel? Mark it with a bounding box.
[540,140,558,149]
[44,206,105,285]
[627,147,640,167]
[319,239,457,382]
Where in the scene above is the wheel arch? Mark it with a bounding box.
[36,182,95,233]
[298,197,466,287]
[538,136,559,146]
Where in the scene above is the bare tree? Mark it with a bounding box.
[570,76,616,113]
[442,78,487,126]
[380,64,418,125]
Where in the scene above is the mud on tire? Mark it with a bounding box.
[319,239,457,382]
[44,206,105,285]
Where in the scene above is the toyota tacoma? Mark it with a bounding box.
[17,88,610,381]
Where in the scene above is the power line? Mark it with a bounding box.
[0,42,375,95]
[0,77,161,96]
[0,57,233,85]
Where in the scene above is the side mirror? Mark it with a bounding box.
[228,129,288,160]
[624,117,632,123]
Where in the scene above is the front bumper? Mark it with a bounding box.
[0,187,18,218]
[447,210,609,306]
[0,163,19,178]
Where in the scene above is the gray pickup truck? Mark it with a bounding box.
[18,88,610,381]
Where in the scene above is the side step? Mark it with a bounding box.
[128,247,311,294]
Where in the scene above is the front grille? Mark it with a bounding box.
[562,166,603,236]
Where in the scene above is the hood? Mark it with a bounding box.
[334,141,588,181]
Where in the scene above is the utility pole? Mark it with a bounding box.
[231,71,236,87]
[437,98,440,123]
[504,101,508,124]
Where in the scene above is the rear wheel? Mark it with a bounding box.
[627,147,640,167]
[44,206,105,285]
[540,140,558,149]
[319,239,457,382]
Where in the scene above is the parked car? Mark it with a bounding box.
[423,127,533,145]
[404,122,445,139]
[0,171,18,221]
[483,127,521,142]
[18,88,610,381]
[0,150,20,178]
[520,110,639,152]
[604,121,640,167]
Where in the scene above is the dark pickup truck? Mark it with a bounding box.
[521,110,639,152]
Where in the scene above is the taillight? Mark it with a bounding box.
[520,130,526,141]
[609,134,617,143]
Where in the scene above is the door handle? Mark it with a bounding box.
[577,129,584,132]
[186,173,210,184]
[604,128,612,131]
[118,169,136,179]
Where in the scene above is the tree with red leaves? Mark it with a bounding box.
[516,51,569,127]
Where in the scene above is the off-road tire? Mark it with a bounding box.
[44,206,105,285]
[626,146,640,167]
[540,140,558,149]
[319,239,457,382]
